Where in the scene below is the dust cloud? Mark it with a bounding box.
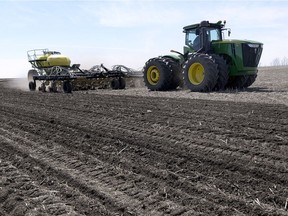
[6,78,30,91]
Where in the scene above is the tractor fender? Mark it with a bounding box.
[162,54,183,63]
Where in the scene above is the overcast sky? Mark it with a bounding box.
[0,0,287,78]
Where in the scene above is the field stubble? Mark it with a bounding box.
[0,66,287,215]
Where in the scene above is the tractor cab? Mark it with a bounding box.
[183,21,225,54]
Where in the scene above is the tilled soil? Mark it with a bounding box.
[1,72,288,215]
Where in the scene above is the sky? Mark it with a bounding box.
[0,0,288,78]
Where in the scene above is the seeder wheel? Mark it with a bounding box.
[63,80,72,93]
[111,77,126,90]
[111,79,120,89]
[28,81,36,91]
[119,77,126,89]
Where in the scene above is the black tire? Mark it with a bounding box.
[211,54,229,91]
[111,79,120,89]
[63,80,72,93]
[243,74,257,88]
[118,77,126,89]
[143,57,173,91]
[182,54,219,92]
[226,76,248,89]
[163,57,182,90]
[28,81,36,91]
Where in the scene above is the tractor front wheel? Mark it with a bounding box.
[243,75,257,88]
[182,54,219,92]
[226,75,257,89]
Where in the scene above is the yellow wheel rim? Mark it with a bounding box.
[147,66,160,85]
[188,62,205,85]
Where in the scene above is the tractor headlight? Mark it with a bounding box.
[247,43,260,48]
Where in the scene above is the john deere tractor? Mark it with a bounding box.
[143,20,263,91]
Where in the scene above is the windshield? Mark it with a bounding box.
[185,28,222,47]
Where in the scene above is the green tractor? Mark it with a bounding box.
[143,20,263,91]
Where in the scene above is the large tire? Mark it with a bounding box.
[182,54,219,92]
[163,57,182,90]
[226,76,248,89]
[143,57,173,91]
[211,54,229,91]
[63,80,72,93]
[243,74,257,88]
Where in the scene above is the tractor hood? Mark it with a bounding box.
[213,39,263,46]
[212,39,263,69]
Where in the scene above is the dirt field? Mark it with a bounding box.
[1,67,288,215]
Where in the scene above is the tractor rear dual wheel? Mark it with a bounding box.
[164,58,182,89]
[143,57,180,91]
[182,54,219,92]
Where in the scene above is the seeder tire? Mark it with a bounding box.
[28,81,36,91]
[111,79,120,89]
[63,81,72,93]
[118,77,126,89]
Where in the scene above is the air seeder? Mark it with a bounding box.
[143,20,263,91]
[27,49,136,93]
